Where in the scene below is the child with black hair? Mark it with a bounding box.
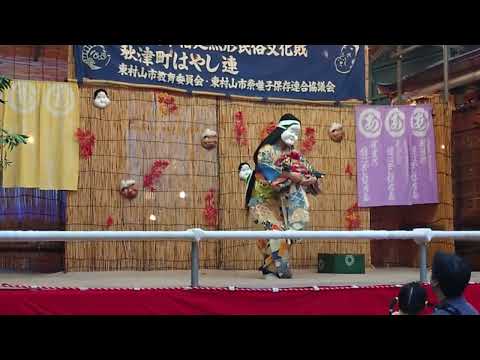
[390,282,428,315]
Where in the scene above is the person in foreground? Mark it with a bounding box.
[430,251,478,315]
[390,282,428,315]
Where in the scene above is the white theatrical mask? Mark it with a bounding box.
[94,91,111,109]
[238,164,252,182]
[281,124,301,146]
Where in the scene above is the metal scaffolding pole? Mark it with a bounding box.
[391,45,423,59]
[396,45,402,100]
[191,241,199,287]
[443,45,449,103]
[4,228,480,286]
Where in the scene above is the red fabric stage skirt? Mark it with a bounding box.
[0,283,479,315]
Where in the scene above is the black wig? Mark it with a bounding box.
[238,162,251,172]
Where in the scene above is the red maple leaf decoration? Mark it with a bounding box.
[106,215,114,227]
[300,127,316,154]
[345,163,354,177]
[75,128,96,159]
[156,92,178,114]
[234,111,248,145]
[163,95,174,105]
[345,202,360,230]
[203,188,218,227]
[260,121,276,140]
[143,159,170,191]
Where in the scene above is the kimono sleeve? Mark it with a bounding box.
[256,145,282,182]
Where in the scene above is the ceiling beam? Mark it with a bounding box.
[390,45,424,59]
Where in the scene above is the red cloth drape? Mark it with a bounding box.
[0,284,479,315]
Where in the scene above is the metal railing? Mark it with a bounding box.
[1,228,480,287]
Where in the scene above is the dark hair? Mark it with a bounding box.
[238,162,251,172]
[252,127,284,168]
[398,282,427,315]
[279,113,301,123]
[94,89,108,98]
[432,251,472,298]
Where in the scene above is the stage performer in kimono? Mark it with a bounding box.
[242,113,323,279]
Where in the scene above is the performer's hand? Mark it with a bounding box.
[287,172,304,184]
[300,176,317,186]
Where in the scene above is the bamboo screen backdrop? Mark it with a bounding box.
[65,84,371,271]
[65,87,218,271]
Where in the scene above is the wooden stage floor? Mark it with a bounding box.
[1,268,480,289]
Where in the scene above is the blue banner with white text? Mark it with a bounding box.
[74,45,365,102]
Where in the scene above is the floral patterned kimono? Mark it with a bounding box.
[248,143,313,278]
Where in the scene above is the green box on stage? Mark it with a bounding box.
[317,254,365,274]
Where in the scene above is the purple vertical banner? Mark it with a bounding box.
[382,106,411,206]
[355,106,386,207]
[355,105,438,207]
[407,105,439,204]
